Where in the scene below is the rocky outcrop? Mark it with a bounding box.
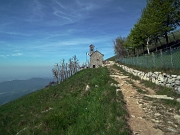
[115,63,180,94]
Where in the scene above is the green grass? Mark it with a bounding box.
[118,59,180,75]
[136,89,148,94]
[118,47,180,75]
[0,67,130,135]
[142,80,180,110]
[140,79,180,99]
[106,55,117,61]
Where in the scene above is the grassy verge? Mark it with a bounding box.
[106,55,117,61]
[113,64,180,110]
[0,67,130,135]
[118,62,180,75]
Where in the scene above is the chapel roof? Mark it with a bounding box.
[90,50,104,57]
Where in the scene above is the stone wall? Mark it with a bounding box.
[115,63,180,94]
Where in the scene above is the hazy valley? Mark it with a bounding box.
[0,78,54,106]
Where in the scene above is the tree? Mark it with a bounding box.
[52,64,59,83]
[113,36,127,58]
[52,56,80,84]
[143,0,180,46]
[126,0,180,54]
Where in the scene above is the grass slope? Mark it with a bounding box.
[106,55,117,61]
[0,67,130,135]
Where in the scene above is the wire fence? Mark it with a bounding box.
[116,42,180,69]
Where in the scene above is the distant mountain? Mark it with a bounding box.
[0,78,54,106]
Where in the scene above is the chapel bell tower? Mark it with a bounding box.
[89,44,95,55]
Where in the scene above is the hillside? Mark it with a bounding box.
[1,62,180,134]
[0,67,130,135]
[0,78,54,106]
[106,55,117,61]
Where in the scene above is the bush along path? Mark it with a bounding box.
[107,63,180,135]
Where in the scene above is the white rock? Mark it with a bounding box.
[95,85,98,88]
[152,119,160,123]
[175,80,180,85]
[116,89,121,92]
[176,98,180,103]
[154,72,158,74]
[152,78,156,83]
[155,80,160,85]
[110,83,114,86]
[154,113,161,117]
[174,115,180,124]
[117,84,121,87]
[85,85,90,92]
[167,121,173,124]
[175,86,180,94]
[144,95,174,100]
[172,75,177,78]
[167,78,176,85]
[167,127,178,133]
[41,107,53,113]
[165,84,172,88]
[158,74,164,82]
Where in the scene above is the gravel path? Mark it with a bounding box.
[108,66,180,135]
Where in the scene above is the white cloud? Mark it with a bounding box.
[52,0,66,9]
[1,50,24,57]
[11,53,23,57]
[75,0,97,11]
[53,10,73,22]
[32,0,44,17]
[0,55,9,58]
[5,32,32,37]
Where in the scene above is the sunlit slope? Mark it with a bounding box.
[0,67,130,135]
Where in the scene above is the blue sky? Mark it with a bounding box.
[0,0,146,81]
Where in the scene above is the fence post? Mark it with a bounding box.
[144,54,146,68]
[170,47,174,68]
[131,57,133,65]
[152,52,156,68]
[136,55,138,66]
[146,54,149,68]
[133,57,135,65]
[160,49,165,68]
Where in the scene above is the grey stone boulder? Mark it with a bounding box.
[175,86,180,94]
[176,98,180,103]
[174,115,180,124]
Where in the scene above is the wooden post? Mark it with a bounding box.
[170,47,174,68]
[160,49,165,68]
[146,54,148,68]
[136,55,138,66]
[152,52,156,68]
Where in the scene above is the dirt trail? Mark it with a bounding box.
[108,66,180,135]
